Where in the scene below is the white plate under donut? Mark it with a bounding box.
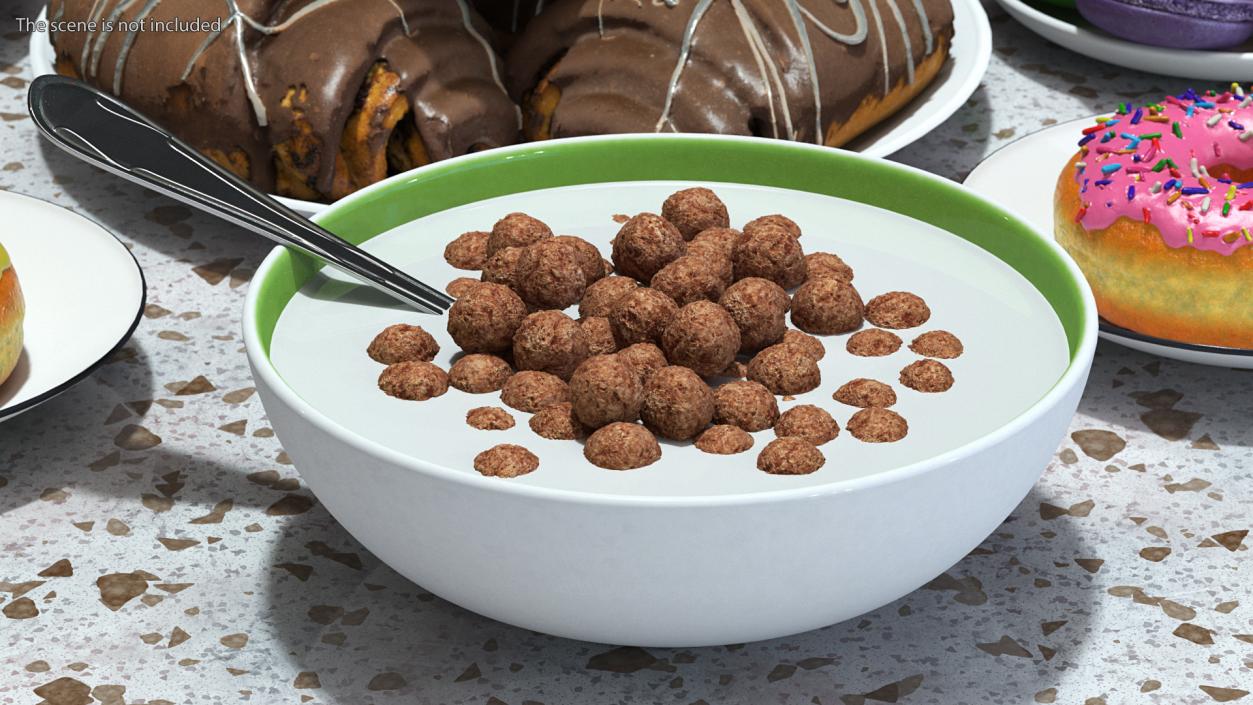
[0,191,147,421]
[964,116,1253,369]
[27,0,992,216]
[994,0,1253,81]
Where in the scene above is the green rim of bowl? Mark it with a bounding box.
[252,136,1087,363]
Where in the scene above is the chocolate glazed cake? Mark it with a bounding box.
[507,0,954,147]
[47,0,521,201]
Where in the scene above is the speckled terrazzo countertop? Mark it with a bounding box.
[1,2,1250,703]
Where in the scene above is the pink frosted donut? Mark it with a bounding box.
[1054,85,1253,348]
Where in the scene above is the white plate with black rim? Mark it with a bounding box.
[0,191,146,421]
[963,116,1253,369]
[27,0,992,213]
[993,0,1253,81]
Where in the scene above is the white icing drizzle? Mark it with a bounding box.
[79,0,111,75]
[781,1,823,141]
[89,0,139,80]
[909,0,932,53]
[223,0,268,126]
[798,1,867,45]
[647,0,931,143]
[882,0,914,85]
[111,0,162,94]
[456,0,524,130]
[237,0,413,38]
[654,0,715,132]
[731,0,791,139]
[180,26,225,81]
[86,0,138,79]
[865,0,891,94]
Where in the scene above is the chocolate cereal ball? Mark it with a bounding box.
[447,282,528,353]
[747,344,821,395]
[690,227,742,258]
[833,378,897,408]
[650,254,727,306]
[616,343,669,385]
[512,310,589,380]
[444,230,489,270]
[661,301,741,377]
[866,291,931,329]
[684,244,735,286]
[579,275,640,318]
[790,278,864,335]
[569,355,643,428]
[474,444,539,478]
[846,329,902,357]
[551,235,607,285]
[517,239,588,310]
[805,252,854,282]
[580,316,618,355]
[611,213,686,282]
[744,214,801,239]
[466,406,515,431]
[733,226,806,289]
[367,324,439,364]
[584,422,662,470]
[609,287,679,347]
[713,380,779,432]
[900,359,954,393]
[719,277,789,353]
[774,404,840,445]
[662,187,730,240]
[446,277,480,298]
[500,371,570,412]
[449,354,513,394]
[847,408,909,443]
[529,402,585,440]
[910,330,964,359]
[487,212,552,256]
[757,437,825,475]
[480,246,527,291]
[695,424,754,455]
[641,366,715,440]
[781,330,826,361]
[378,361,449,401]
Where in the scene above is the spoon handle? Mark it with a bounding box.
[27,75,453,315]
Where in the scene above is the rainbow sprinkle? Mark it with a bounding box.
[1069,86,1253,253]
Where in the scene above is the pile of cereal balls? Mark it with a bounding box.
[367,188,962,478]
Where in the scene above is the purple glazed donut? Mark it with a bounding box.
[1076,0,1253,49]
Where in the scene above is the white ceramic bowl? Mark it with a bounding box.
[244,135,1097,647]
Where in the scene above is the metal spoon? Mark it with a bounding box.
[27,75,453,315]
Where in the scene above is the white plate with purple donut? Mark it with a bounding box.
[964,114,1253,369]
[994,0,1253,81]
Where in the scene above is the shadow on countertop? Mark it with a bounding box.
[0,338,281,518]
[256,479,1098,705]
[1078,341,1253,451]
